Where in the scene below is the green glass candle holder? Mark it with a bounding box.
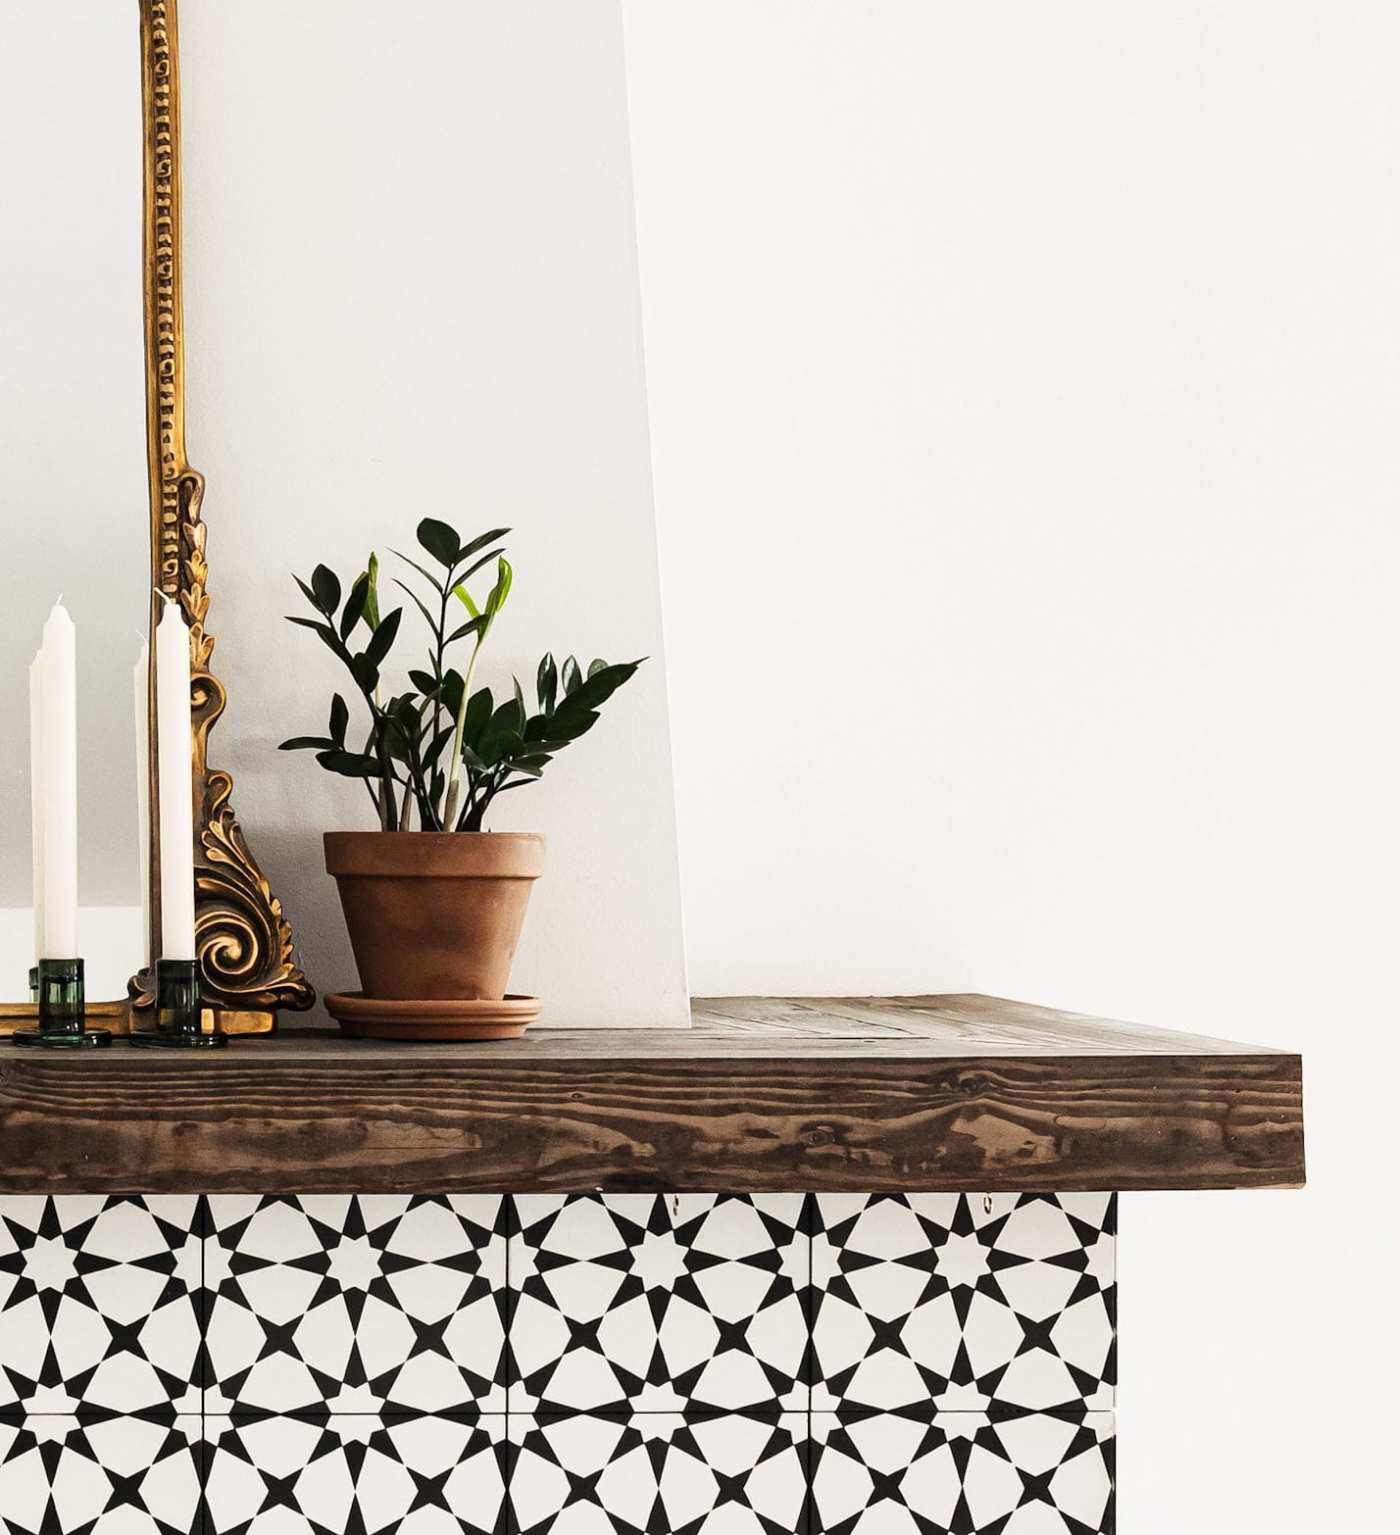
[13,958,111,1048]
[130,959,228,1049]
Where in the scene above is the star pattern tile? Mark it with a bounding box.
[202,1195,508,1416]
[201,1414,508,1535]
[810,1195,1116,1415]
[0,1414,202,1535]
[508,1412,809,1535]
[810,1410,1115,1534]
[0,1196,202,1417]
[0,1192,1115,1531]
[510,1194,808,1414]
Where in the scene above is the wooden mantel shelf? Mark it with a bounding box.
[0,995,1304,1195]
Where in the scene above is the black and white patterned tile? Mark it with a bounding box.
[201,1413,508,1535]
[0,1414,202,1535]
[810,1411,1115,1534]
[0,1191,1119,1529]
[0,1196,202,1417]
[509,1194,808,1414]
[810,1195,1116,1415]
[202,1196,509,1417]
[508,1413,809,1535]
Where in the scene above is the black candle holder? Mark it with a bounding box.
[13,958,111,1048]
[130,958,227,1049]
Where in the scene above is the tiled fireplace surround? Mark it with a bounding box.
[0,1193,1116,1534]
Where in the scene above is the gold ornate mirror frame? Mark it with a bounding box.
[135,0,313,1029]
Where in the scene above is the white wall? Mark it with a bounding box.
[0,4,146,910]
[178,0,687,1026]
[623,2,1398,1527]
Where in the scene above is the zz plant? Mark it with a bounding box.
[282,518,641,832]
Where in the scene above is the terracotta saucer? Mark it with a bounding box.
[324,992,541,1041]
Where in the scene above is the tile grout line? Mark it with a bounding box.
[806,1191,814,1535]
[199,1194,207,1535]
[504,1191,511,1532]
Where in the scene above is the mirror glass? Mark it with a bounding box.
[0,9,147,1000]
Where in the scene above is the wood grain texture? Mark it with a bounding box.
[0,995,1304,1195]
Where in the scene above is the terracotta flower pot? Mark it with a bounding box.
[323,832,545,1001]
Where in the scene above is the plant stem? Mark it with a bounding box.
[442,635,483,828]
[429,583,450,798]
[403,727,439,830]
[369,708,399,831]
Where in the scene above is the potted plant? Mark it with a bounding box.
[281,518,641,1038]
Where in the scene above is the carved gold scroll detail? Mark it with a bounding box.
[134,0,314,1027]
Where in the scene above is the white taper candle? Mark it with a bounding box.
[155,594,197,961]
[28,656,45,966]
[37,603,78,958]
[134,640,152,967]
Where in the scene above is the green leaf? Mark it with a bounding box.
[561,655,582,695]
[545,707,599,742]
[441,669,466,719]
[556,659,643,716]
[513,676,527,719]
[492,697,525,734]
[409,669,439,698]
[392,578,438,636]
[340,575,369,639]
[486,732,526,768]
[587,658,607,679]
[479,698,525,766]
[462,686,493,748]
[286,616,348,667]
[364,607,402,669]
[285,614,334,638]
[315,748,381,778]
[487,777,538,799]
[455,526,511,564]
[381,701,420,763]
[329,694,349,746]
[416,517,461,566]
[445,615,486,645]
[455,546,506,587]
[390,694,422,727]
[350,654,379,695]
[452,583,480,620]
[279,735,333,751]
[365,552,381,629]
[390,549,446,594]
[311,564,341,616]
[537,653,558,715]
[485,557,513,619]
[422,725,455,773]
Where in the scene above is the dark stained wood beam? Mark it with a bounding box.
[0,996,1304,1195]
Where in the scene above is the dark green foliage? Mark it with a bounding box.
[281,517,643,831]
